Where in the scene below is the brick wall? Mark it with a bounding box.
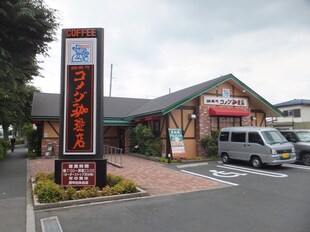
[196,105,210,157]
[41,138,59,157]
[41,137,121,157]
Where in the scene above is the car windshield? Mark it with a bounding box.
[295,131,310,142]
[261,131,287,145]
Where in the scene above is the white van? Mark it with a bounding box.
[218,127,296,168]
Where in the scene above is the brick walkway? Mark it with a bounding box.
[29,155,227,195]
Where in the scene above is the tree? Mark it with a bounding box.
[0,0,59,140]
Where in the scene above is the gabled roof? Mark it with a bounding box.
[31,93,59,120]
[103,97,150,118]
[274,99,310,107]
[31,92,149,125]
[125,73,282,119]
[31,73,282,124]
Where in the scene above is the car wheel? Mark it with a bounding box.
[221,153,230,164]
[251,156,263,168]
[302,153,310,166]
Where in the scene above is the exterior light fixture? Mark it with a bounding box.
[188,114,197,120]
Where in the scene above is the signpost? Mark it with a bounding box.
[55,28,106,188]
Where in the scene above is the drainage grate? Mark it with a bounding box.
[41,216,63,232]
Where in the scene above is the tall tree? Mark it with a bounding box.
[0,0,60,140]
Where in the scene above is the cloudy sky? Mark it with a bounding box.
[33,0,310,104]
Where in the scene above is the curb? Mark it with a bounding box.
[176,162,209,169]
[26,159,36,232]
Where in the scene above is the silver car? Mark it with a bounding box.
[218,127,296,168]
[280,130,310,165]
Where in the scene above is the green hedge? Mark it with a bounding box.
[0,140,10,160]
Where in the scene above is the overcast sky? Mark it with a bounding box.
[33,0,310,104]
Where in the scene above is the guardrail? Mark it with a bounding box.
[104,145,123,168]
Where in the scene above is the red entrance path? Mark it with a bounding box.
[29,154,227,195]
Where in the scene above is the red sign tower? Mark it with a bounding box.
[55,28,106,188]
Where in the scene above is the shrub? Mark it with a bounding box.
[106,173,123,187]
[129,124,161,156]
[72,187,90,199]
[201,131,219,157]
[65,187,77,200]
[111,184,125,195]
[33,173,138,203]
[118,179,137,194]
[0,140,10,160]
[34,179,66,203]
[101,186,113,196]
[86,186,101,197]
[35,172,54,182]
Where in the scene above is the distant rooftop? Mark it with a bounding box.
[275,99,310,107]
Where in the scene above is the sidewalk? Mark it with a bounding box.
[29,154,226,195]
[0,145,28,232]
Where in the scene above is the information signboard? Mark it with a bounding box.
[61,162,96,186]
[168,128,186,158]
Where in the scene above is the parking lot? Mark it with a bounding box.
[35,161,310,232]
[174,161,310,206]
[177,161,310,186]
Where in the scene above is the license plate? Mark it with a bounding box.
[282,153,289,159]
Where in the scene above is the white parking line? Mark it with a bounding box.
[217,165,288,178]
[181,170,239,186]
[283,163,310,170]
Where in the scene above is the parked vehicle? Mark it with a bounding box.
[218,127,296,168]
[279,130,310,165]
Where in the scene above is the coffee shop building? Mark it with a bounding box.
[31,73,282,158]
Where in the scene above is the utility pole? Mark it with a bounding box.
[109,64,113,97]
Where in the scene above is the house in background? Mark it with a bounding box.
[270,99,310,130]
[31,73,282,158]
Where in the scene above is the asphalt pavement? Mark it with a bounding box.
[0,144,34,232]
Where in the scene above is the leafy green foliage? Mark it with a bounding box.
[116,179,137,194]
[34,179,67,203]
[201,131,219,157]
[0,0,59,140]
[129,124,161,156]
[106,173,123,187]
[0,139,10,160]
[33,173,138,203]
[34,172,54,182]
[65,187,78,200]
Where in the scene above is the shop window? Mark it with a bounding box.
[231,132,246,142]
[211,116,241,132]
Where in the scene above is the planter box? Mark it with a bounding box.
[31,178,148,210]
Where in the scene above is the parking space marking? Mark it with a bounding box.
[181,170,239,186]
[217,165,288,178]
[209,170,247,178]
[283,164,310,170]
